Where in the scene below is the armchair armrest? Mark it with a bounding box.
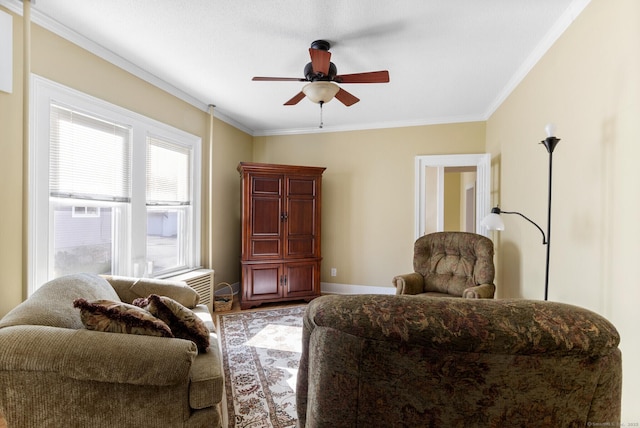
[392,272,424,295]
[462,283,496,299]
[0,325,197,386]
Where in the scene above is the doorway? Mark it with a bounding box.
[415,154,491,239]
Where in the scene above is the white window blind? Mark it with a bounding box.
[50,104,131,202]
[30,75,202,293]
[146,136,191,205]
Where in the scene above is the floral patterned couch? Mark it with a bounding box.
[297,294,621,427]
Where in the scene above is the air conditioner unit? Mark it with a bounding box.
[168,269,214,310]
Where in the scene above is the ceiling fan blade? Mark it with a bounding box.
[334,88,360,106]
[309,48,331,76]
[253,76,306,82]
[284,91,306,106]
[335,70,390,84]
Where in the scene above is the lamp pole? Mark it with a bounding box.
[540,130,560,301]
[482,125,561,301]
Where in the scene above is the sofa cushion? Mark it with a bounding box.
[189,344,224,409]
[184,304,224,408]
[73,298,174,337]
[0,273,121,330]
[105,275,200,308]
[134,294,210,352]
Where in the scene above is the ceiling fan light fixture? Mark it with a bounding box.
[302,81,340,104]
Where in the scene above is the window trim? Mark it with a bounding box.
[29,74,202,295]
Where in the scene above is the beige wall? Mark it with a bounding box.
[253,123,485,287]
[0,8,253,317]
[487,0,640,419]
[460,171,476,232]
[0,7,24,318]
[210,119,253,285]
[443,172,461,231]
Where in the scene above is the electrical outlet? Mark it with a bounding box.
[331,268,337,277]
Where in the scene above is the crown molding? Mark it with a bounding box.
[253,113,486,137]
[0,0,210,111]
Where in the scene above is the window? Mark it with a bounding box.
[146,136,193,276]
[30,75,201,293]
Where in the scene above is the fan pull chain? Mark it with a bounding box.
[319,101,324,128]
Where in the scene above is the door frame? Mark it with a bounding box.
[415,153,491,239]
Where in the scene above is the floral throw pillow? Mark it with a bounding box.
[134,294,210,353]
[73,298,174,338]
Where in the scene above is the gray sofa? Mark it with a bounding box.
[0,273,223,427]
[297,294,622,427]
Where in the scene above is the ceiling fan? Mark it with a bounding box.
[252,40,390,107]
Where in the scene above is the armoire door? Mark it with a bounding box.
[284,175,318,259]
[243,263,283,301]
[284,261,318,298]
[247,174,283,260]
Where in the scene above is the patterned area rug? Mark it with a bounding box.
[218,305,307,428]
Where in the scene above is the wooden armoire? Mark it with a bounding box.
[238,162,325,310]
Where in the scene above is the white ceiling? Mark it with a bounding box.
[12,0,588,135]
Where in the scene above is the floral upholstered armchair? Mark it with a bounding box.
[393,231,496,299]
[297,295,622,427]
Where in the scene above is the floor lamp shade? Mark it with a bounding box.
[481,211,505,231]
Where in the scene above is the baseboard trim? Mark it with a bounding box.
[222,282,395,298]
[320,282,396,295]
